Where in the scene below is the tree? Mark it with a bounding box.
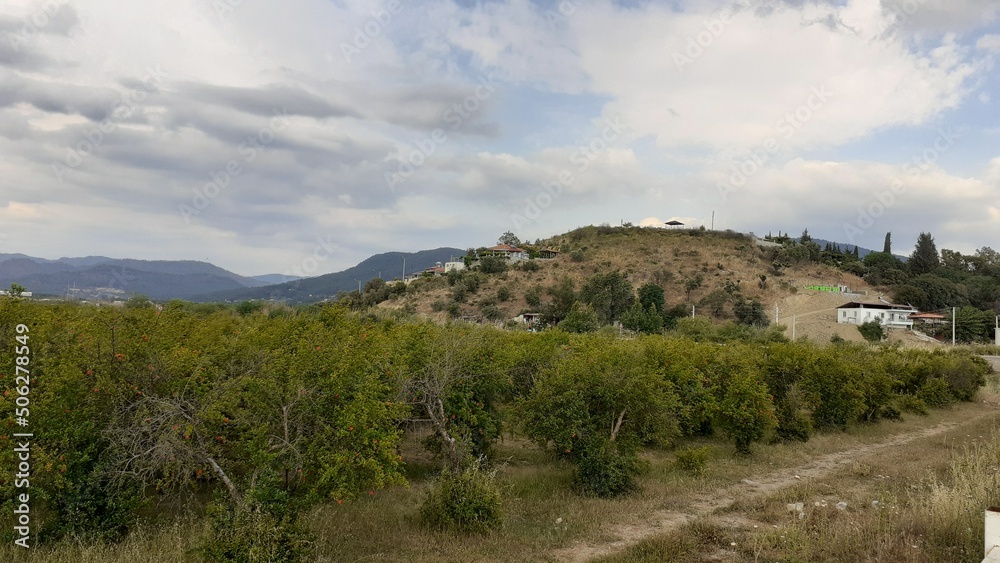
[637,283,665,313]
[541,277,577,324]
[858,320,884,343]
[580,271,635,324]
[620,303,664,334]
[558,302,600,333]
[800,229,812,243]
[519,340,681,496]
[497,231,521,247]
[8,283,25,297]
[909,232,940,275]
[733,297,769,327]
[883,232,892,254]
[478,256,508,274]
[684,275,703,301]
[949,306,992,343]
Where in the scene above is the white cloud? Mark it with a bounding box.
[562,1,984,152]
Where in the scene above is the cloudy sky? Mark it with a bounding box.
[1,0,998,276]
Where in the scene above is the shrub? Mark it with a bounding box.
[558,302,600,333]
[858,320,884,343]
[481,304,503,321]
[479,256,508,274]
[236,300,264,316]
[716,370,777,454]
[674,446,710,475]
[199,497,313,563]
[496,286,511,302]
[570,251,585,262]
[894,394,929,415]
[420,464,503,533]
[524,286,541,307]
[917,377,953,407]
[520,260,540,272]
[573,440,640,498]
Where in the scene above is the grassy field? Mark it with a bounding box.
[5,376,997,562]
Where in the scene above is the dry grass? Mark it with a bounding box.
[600,378,1000,563]
[383,227,872,325]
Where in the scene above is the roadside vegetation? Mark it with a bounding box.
[0,292,995,561]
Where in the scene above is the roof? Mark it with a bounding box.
[665,220,685,226]
[837,301,917,311]
[910,312,946,319]
[488,244,526,253]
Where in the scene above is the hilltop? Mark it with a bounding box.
[376,225,907,345]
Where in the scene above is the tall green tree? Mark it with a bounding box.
[580,271,635,324]
[909,232,940,275]
[883,232,892,254]
[637,283,666,313]
[497,231,521,247]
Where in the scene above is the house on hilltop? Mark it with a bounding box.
[836,301,917,330]
[485,244,528,262]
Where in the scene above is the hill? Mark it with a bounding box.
[192,247,465,304]
[378,227,880,332]
[0,255,266,300]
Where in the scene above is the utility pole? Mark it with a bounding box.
[402,257,406,280]
[711,211,714,231]
[952,306,956,346]
[775,304,779,324]
[691,305,695,318]
[995,316,999,346]
[792,314,796,341]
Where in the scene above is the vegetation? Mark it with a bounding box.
[3,224,999,561]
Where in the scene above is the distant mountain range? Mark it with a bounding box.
[0,248,464,303]
[192,248,465,304]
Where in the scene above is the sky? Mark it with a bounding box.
[0,0,998,277]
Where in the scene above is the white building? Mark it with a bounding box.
[444,261,465,273]
[836,301,917,329]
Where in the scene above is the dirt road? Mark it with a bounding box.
[554,408,999,562]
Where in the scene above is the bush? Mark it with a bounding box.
[570,251,585,262]
[481,304,503,321]
[420,464,503,533]
[858,320,884,343]
[895,394,929,415]
[524,286,541,307]
[199,497,313,562]
[573,440,640,498]
[917,377,953,407]
[716,370,777,454]
[674,446,710,475]
[236,300,264,316]
[520,260,540,272]
[479,256,508,274]
[496,286,511,302]
[558,302,600,333]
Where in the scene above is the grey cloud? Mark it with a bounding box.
[180,82,360,119]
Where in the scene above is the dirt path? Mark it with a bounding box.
[553,416,990,562]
